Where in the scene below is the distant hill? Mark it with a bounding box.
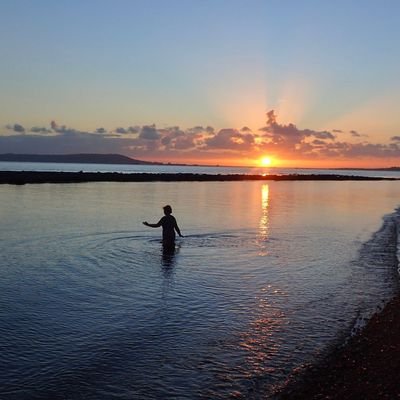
[0,153,161,165]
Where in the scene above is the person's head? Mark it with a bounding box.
[163,205,172,215]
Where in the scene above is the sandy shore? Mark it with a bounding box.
[276,294,400,399]
[0,171,397,184]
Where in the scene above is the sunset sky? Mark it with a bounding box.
[1,1,400,168]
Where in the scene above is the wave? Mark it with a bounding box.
[350,208,400,335]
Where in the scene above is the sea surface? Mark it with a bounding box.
[1,160,400,179]
[1,178,400,399]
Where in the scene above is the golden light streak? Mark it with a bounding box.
[275,76,316,126]
[257,183,270,257]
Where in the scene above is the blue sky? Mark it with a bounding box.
[1,1,400,166]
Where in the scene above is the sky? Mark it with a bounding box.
[1,0,400,167]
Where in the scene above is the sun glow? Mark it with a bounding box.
[260,156,273,167]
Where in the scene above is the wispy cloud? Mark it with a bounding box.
[350,130,361,137]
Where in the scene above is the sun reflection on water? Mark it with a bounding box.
[258,184,270,255]
[233,183,288,384]
[239,285,288,379]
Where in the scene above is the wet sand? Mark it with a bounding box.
[0,171,397,184]
[276,294,400,399]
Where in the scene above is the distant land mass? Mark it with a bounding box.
[0,153,162,165]
[334,166,400,171]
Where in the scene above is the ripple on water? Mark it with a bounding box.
[1,215,399,399]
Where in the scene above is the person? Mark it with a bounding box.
[143,205,183,250]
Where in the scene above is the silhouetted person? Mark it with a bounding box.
[143,205,183,251]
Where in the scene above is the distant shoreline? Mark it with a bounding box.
[0,171,398,185]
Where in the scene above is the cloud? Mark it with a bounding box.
[1,121,141,154]
[6,123,25,133]
[350,130,369,138]
[115,127,128,134]
[158,126,204,151]
[0,130,136,154]
[139,125,160,140]
[160,126,185,139]
[312,139,327,145]
[54,127,78,136]
[346,143,400,158]
[313,131,335,140]
[161,136,171,146]
[317,141,400,159]
[186,126,206,135]
[259,110,335,154]
[350,130,361,137]
[172,135,197,150]
[333,129,343,133]
[266,110,277,125]
[128,126,140,134]
[30,126,52,133]
[113,126,139,134]
[49,122,76,135]
[203,128,254,151]
[255,110,400,161]
[1,113,398,164]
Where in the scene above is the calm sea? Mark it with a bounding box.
[1,169,400,398]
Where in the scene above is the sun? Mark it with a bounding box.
[260,156,273,167]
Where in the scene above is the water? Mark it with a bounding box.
[1,160,400,178]
[1,180,400,399]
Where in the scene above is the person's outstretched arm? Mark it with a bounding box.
[143,220,162,228]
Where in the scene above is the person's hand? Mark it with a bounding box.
[143,221,149,226]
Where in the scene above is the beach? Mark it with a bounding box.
[277,293,400,399]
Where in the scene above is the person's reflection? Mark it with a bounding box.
[162,246,175,268]
[160,244,181,294]
[161,243,180,271]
